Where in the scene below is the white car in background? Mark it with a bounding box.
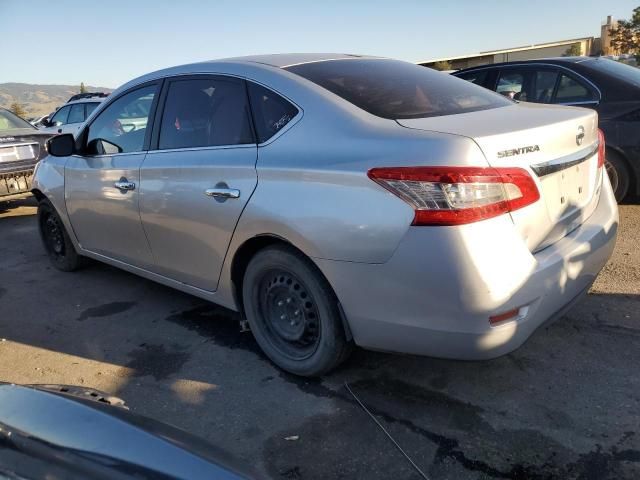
[39,95,106,135]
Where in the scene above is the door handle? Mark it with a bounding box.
[205,188,240,199]
[114,180,136,192]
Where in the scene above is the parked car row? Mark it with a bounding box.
[0,108,53,198]
[453,57,640,201]
[34,54,617,376]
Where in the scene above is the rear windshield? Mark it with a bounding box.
[0,109,34,131]
[582,58,640,88]
[285,59,511,119]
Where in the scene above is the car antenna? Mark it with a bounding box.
[344,382,431,480]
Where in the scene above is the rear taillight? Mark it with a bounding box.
[367,166,540,226]
[597,128,605,169]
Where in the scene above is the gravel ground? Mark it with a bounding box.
[0,195,638,479]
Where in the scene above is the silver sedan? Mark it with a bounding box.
[34,54,618,376]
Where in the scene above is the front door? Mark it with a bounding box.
[65,83,160,269]
[140,76,258,291]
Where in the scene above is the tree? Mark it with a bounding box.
[562,43,582,57]
[432,60,453,71]
[609,7,640,60]
[9,102,27,118]
[80,82,87,93]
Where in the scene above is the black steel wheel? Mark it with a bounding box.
[243,245,352,376]
[37,199,84,272]
[258,269,321,360]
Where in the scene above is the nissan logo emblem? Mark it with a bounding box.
[576,126,585,146]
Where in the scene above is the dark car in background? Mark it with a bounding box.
[0,108,52,198]
[453,57,640,201]
[0,383,258,480]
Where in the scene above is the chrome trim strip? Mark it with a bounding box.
[530,142,599,177]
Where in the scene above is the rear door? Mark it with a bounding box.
[140,75,257,291]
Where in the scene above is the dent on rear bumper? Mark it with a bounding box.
[315,176,619,360]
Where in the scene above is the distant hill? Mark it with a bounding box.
[0,83,114,118]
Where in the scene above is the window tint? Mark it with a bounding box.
[456,70,489,87]
[50,106,70,125]
[158,78,254,150]
[534,70,558,103]
[85,85,157,154]
[248,83,298,143]
[286,59,510,120]
[497,71,525,100]
[85,102,100,117]
[67,103,85,124]
[554,75,594,103]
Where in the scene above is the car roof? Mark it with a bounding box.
[217,53,379,68]
[65,97,107,106]
[454,56,595,73]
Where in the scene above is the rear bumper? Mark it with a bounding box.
[0,168,34,198]
[316,175,619,359]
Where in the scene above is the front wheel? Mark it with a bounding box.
[242,245,352,376]
[38,199,84,272]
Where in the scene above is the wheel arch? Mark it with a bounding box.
[229,234,353,341]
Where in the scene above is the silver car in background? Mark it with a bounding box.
[34,54,618,376]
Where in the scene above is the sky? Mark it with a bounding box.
[2,0,637,88]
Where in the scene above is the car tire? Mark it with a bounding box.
[605,150,630,203]
[242,245,353,377]
[37,199,85,272]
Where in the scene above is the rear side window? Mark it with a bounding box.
[285,59,510,119]
[497,71,526,100]
[554,75,594,103]
[247,83,298,143]
[534,70,559,103]
[158,77,254,150]
[85,102,100,117]
[67,103,85,124]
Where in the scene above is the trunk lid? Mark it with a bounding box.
[397,102,602,251]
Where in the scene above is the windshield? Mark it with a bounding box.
[0,109,35,131]
[583,58,640,87]
[285,59,512,119]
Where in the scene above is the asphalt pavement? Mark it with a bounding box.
[0,195,638,479]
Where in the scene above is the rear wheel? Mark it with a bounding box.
[38,199,84,271]
[605,150,630,202]
[242,245,352,376]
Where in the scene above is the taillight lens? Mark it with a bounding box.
[367,166,540,226]
[597,128,605,169]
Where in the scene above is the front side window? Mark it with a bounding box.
[554,74,594,103]
[67,103,85,124]
[50,105,70,126]
[85,84,157,155]
[286,59,511,120]
[158,77,254,150]
[247,83,298,143]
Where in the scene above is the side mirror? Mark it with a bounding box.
[46,134,75,157]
